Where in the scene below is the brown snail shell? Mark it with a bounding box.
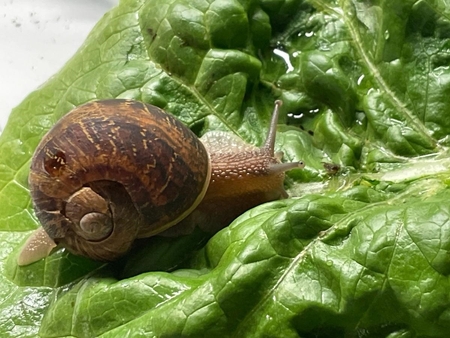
[25,99,210,261]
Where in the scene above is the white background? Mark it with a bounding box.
[0,0,119,133]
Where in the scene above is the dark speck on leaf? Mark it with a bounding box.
[322,162,340,175]
[147,28,156,40]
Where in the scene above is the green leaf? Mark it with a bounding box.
[2,0,450,336]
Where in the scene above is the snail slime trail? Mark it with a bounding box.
[18,99,304,265]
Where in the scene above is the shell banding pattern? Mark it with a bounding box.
[28,99,210,260]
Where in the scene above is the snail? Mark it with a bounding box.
[17,99,304,265]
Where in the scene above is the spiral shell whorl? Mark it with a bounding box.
[65,187,113,241]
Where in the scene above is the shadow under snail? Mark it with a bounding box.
[18,99,304,265]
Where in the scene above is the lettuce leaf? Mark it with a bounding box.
[2,0,450,336]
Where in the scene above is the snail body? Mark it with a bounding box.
[18,99,303,265]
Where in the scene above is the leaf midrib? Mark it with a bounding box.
[311,0,437,149]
